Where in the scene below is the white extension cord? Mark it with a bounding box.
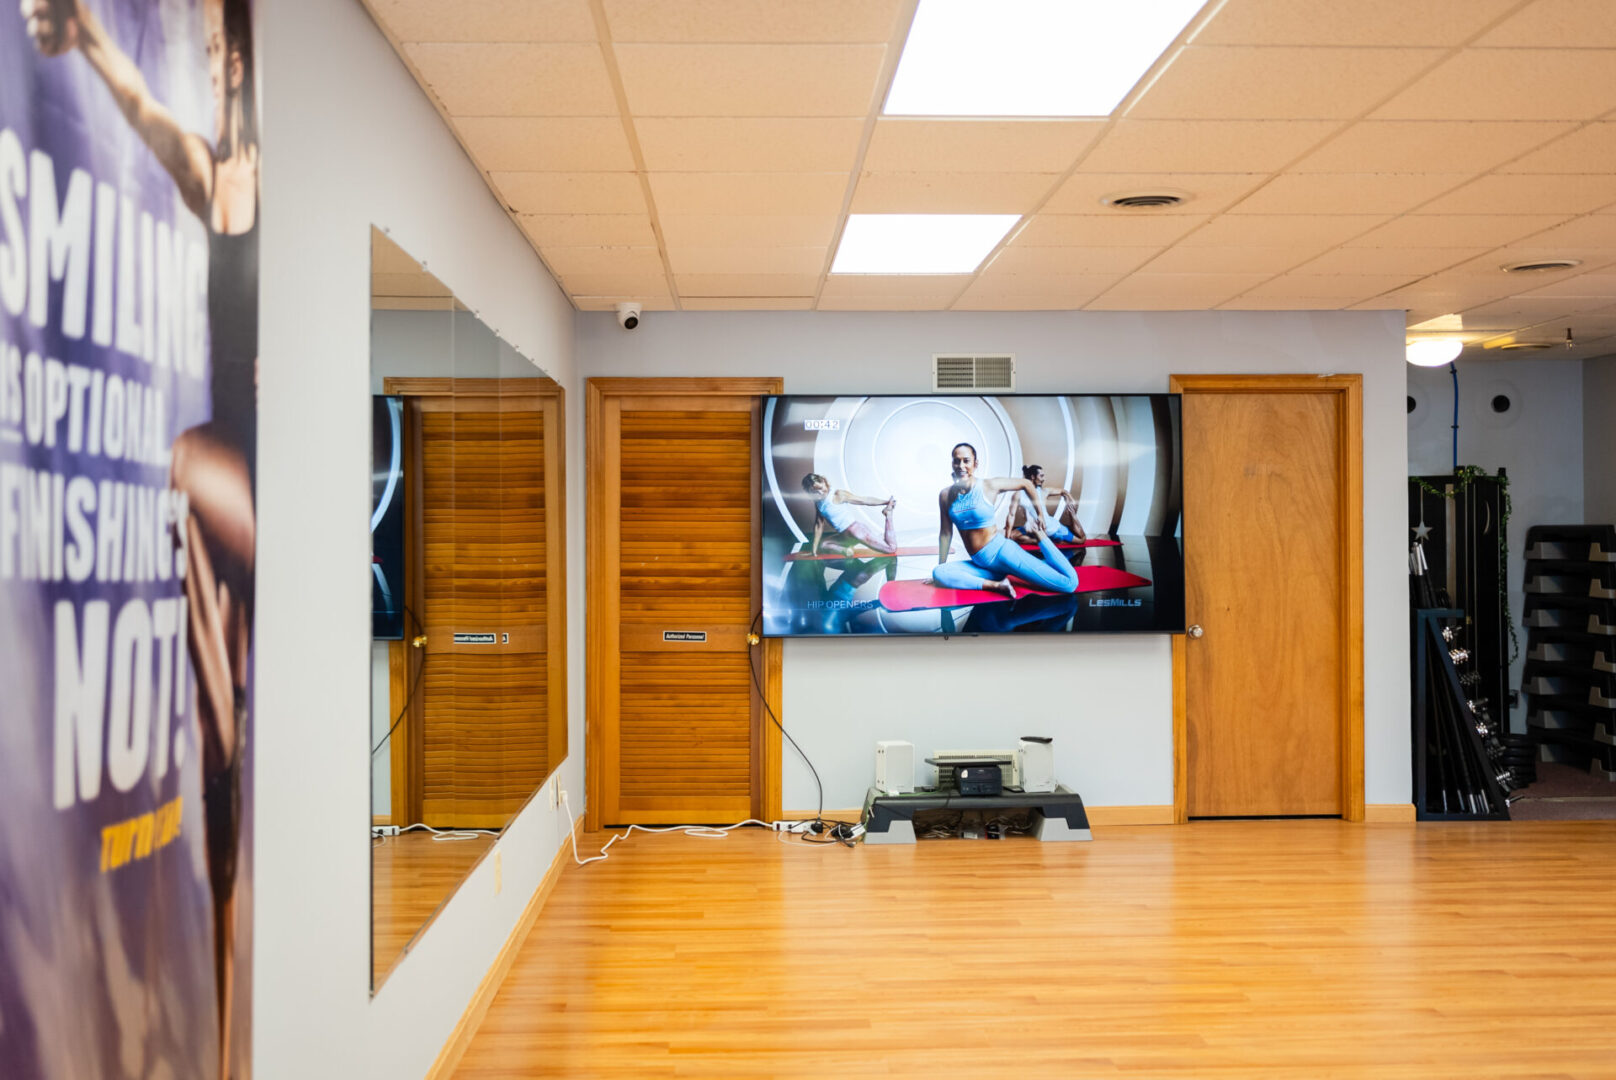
[371,823,497,843]
[559,791,859,865]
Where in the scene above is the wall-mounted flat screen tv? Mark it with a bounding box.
[761,394,1184,637]
[372,394,406,640]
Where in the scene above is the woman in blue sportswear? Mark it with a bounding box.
[931,443,1079,597]
[802,473,897,556]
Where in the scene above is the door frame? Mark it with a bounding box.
[382,376,568,826]
[585,377,785,832]
[1168,374,1364,823]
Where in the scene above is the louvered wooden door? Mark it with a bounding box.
[588,379,782,828]
[391,378,566,829]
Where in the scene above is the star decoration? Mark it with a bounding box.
[1413,522,1432,541]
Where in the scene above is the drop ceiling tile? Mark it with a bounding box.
[371,272,452,298]
[1475,0,1616,46]
[491,172,647,214]
[658,214,839,247]
[1230,173,1473,215]
[675,273,822,297]
[1500,122,1616,174]
[1517,271,1616,298]
[403,43,617,116]
[666,247,827,275]
[965,272,1119,295]
[1128,46,1444,120]
[1193,0,1520,46]
[1346,214,1572,248]
[850,172,1054,214]
[1294,247,1489,276]
[562,272,671,297]
[614,44,885,116]
[371,232,423,275]
[819,275,971,299]
[367,0,598,42]
[1142,245,1317,274]
[603,0,901,43]
[986,246,1160,275]
[1178,213,1388,248]
[541,246,665,277]
[1508,214,1616,249]
[519,214,659,247]
[455,118,634,172]
[574,294,676,310]
[1293,121,1575,174]
[1236,273,1420,302]
[820,295,956,311]
[952,293,1094,311]
[1417,174,1616,216]
[648,173,847,216]
[1046,173,1267,215]
[636,118,864,172]
[1371,50,1616,121]
[863,120,1106,174]
[1218,296,1366,310]
[1014,214,1213,247]
[372,296,456,312]
[1372,272,1520,311]
[1079,120,1340,173]
[1460,296,1616,326]
[1086,273,1272,309]
[681,297,817,310]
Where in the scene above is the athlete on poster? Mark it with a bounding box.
[1,1,257,1077]
[762,395,1185,636]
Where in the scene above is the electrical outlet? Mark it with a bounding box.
[558,789,567,807]
[493,850,502,895]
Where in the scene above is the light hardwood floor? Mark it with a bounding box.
[373,830,497,987]
[452,821,1616,1078]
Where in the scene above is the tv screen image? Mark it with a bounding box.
[761,394,1184,636]
[372,395,407,640]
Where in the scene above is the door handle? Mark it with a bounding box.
[1187,624,1204,638]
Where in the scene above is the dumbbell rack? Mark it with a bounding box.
[1522,524,1616,780]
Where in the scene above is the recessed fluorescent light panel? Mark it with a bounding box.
[885,0,1209,117]
[831,215,1020,275]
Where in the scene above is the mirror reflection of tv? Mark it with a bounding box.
[372,395,406,640]
[761,394,1184,637]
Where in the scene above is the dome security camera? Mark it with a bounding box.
[616,302,641,331]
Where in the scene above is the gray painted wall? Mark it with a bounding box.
[579,308,1411,812]
[258,1,582,1076]
[1407,356,1584,729]
[1585,358,1616,526]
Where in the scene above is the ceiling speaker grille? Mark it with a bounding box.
[934,354,1015,392]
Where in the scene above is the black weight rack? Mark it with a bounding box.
[1522,525,1616,780]
[1412,608,1512,820]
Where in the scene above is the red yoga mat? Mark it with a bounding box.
[1018,538,1120,551]
[878,566,1153,613]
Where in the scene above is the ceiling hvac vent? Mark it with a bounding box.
[934,354,1015,393]
[1498,342,1554,351]
[1100,190,1189,209]
[1501,259,1581,273]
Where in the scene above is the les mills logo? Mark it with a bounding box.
[1089,598,1143,607]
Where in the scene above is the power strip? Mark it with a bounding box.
[371,825,400,837]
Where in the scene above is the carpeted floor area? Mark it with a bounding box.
[1509,761,1616,820]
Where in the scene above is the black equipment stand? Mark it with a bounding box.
[861,785,1092,844]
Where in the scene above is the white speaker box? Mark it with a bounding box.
[875,740,914,794]
[1018,737,1056,793]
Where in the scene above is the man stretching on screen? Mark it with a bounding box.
[1006,464,1087,545]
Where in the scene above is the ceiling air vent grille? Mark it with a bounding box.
[934,354,1015,393]
[1101,189,1189,209]
[1501,259,1581,273]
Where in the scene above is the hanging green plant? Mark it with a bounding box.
[1410,465,1519,665]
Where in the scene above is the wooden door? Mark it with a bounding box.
[587,378,783,829]
[387,377,566,829]
[1172,375,1363,820]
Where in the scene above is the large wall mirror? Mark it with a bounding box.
[368,227,566,990]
